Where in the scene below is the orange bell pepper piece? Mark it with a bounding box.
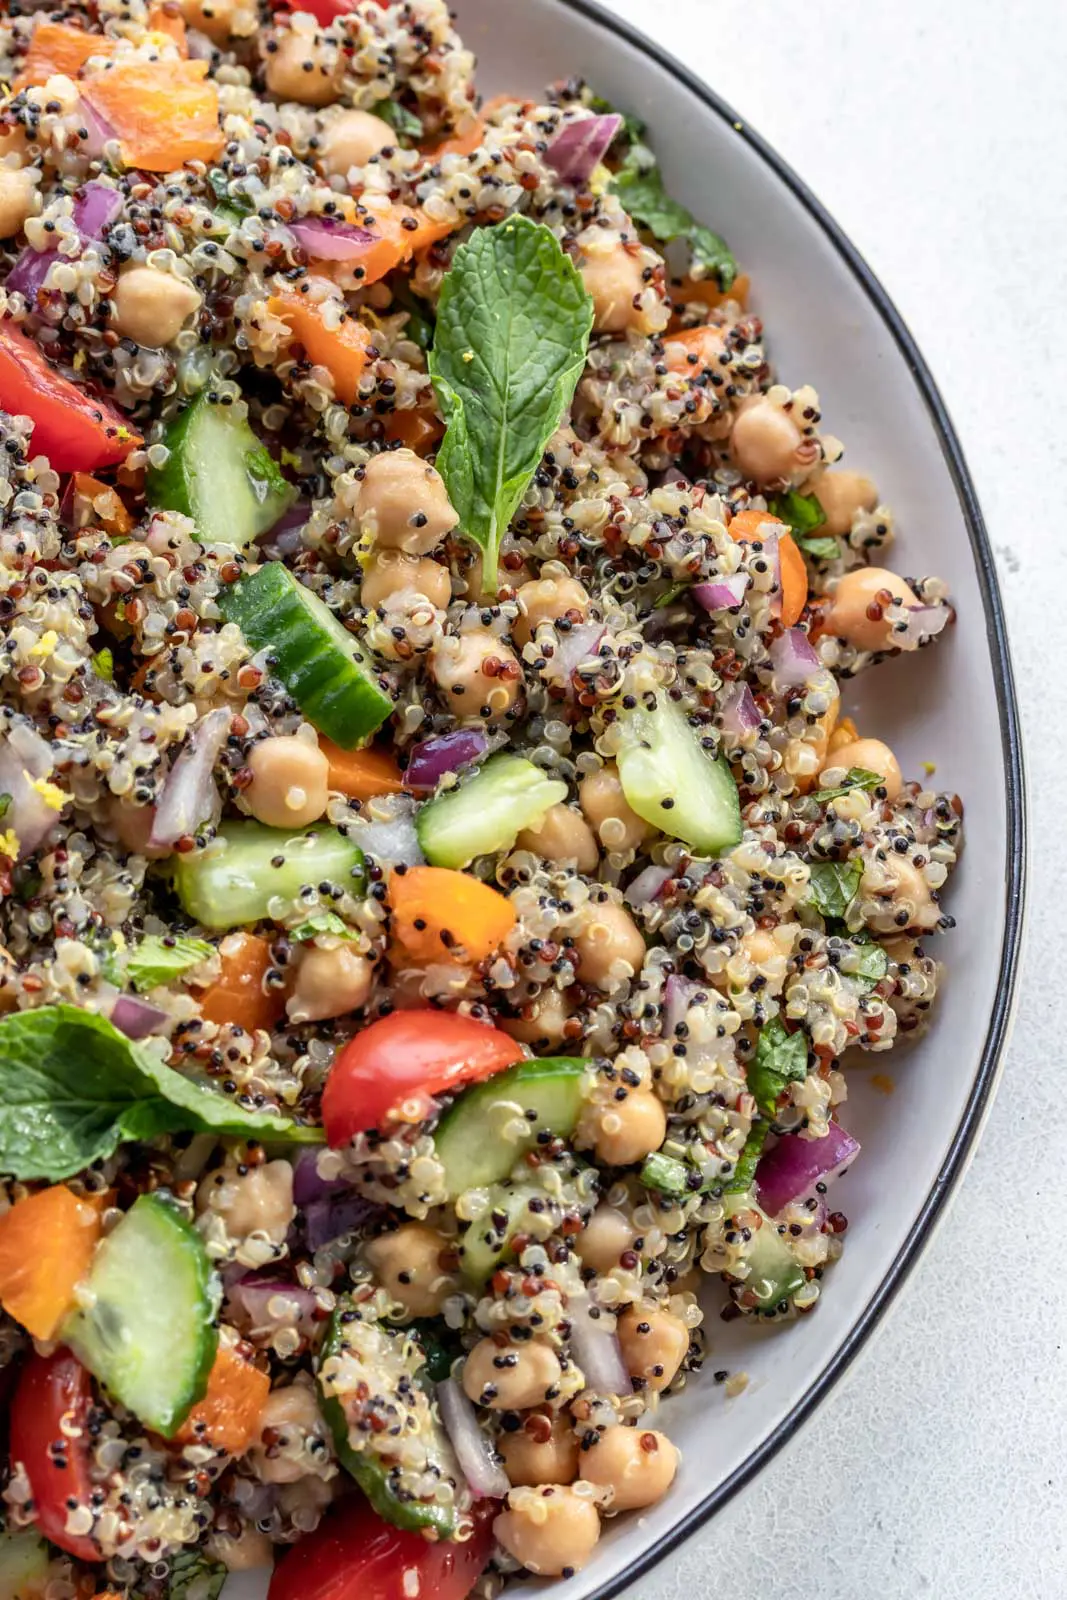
[268,292,371,407]
[197,931,286,1033]
[82,60,223,172]
[146,2,189,52]
[388,866,517,967]
[14,22,117,89]
[321,739,404,801]
[662,323,728,374]
[671,272,750,316]
[0,1186,103,1340]
[71,473,133,536]
[727,508,808,628]
[383,405,443,454]
[322,204,456,289]
[428,115,485,159]
[175,1343,270,1455]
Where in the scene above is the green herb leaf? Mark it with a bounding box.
[767,489,826,534]
[0,794,9,821]
[747,1017,809,1120]
[207,170,253,219]
[373,99,423,143]
[289,912,355,942]
[165,1550,228,1600]
[127,935,214,993]
[429,217,593,593]
[811,767,884,804]
[0,1005,322,1182]
[652,580,689,610]
[842,936,889,988]
[611,149,736,290]
[795,534,841,561]
[245,444,293,508]
[806,858,864,919]
[90,647,114,682]
[724,1117,768,1194]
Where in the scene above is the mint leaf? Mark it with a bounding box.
[842,936,889,989]
[127,935,214,992]
[90,647,114,682]
[724,1117,768,1194]
[166,1550,227,1600]
[0,1005,322,1181]
[611,150,736,289]
[429,217,593,592]
[290,912,355,942]
[374,99,423,143]
[207,170,253,218]
[811,767,884,804]
[747,1017,809,1120]
[767,489,826,534]
[795,534,841,561]
[807,858,863,919]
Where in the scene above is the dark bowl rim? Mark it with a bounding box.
[548,0,1028,1591]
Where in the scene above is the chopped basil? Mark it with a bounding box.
[767,489,827,534]
[652,580,689,609]
[795,534,841,561]
[843,935,889,988]
[207,170,253,219]
[807,858,864,919]
[747,1016,809,1120]
[811,766,884,804]
[611,147,736,290]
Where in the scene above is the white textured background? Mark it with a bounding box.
[595,1,1064,1596]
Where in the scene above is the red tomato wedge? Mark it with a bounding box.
[9,1349,100,1561]
[0,321,141,472]
[269,1497,494,1600]
[322,1010,522,1145]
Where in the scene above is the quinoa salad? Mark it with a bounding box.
[0,1,962,1596]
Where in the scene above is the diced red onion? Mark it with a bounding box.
[692,572,749,612]
[757,527,782,613]
[6,247,56,303]
[259,499,310,560]
[545,114,623,183]
[567,1294,632,1396]
[74,93,117,161]
[663,973,711,1035]
[289,216,378,261]
[304,1194,382,1251]
[755,1121,861,1218]
[769,626,821,688]
[720,681,761,737]
[541,622,606,687]
[436,1378,509,1499]
[148,707,231,849]
[291,1147,348,1206]
[110,994,169,1040]
[226,1272,321,1336]
[0,722,61,860]
[404,729,488,791]
[624,863,673,908]
[73,181,123,240]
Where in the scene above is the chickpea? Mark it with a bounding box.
[730,396,813,487]
[0,167,37,238]
[578,227,649,334]
[512,577,590,648]
[196,1158,295,1246]
[861,853,937,934]
[286,944,374,1023]
[361,551,451,611]
[578,1206,637,1275]
[581,1089,665,1167]
[574,898,646,989]
[499,1416,579,1488]
[516,803,599,874]
[822,566,922,654]
[462,1337,562,1411]
[245,735,330,828]
[741,929,778,965]
[357,450,458,554]
[495,1485,601,1577]
[264,25,342,106]
[809,468,877,537]
[248,1381,330,1484]
[209,1525,274,1571]
[431,630,522,722]
[617,1306,689,1393]
[581,1426,678,1513]
[0,129,30,163]
[177,0,238,43]
[578,765,653,853]
[819,736,902,803]
[110,266,201,348]
[500,986,572,1050]
[364,1222,454,1318]
[318,108,395,177]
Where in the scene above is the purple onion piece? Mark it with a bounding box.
[291,1146,349,1206]
[720,681,761,738]
[769,626,821,688]
[566,1294,632,1396]
[226,1272,321,1334]
[624,863,673,908]
[436,1378,509,1499]
[663,973,712,1036]
[148,707,231,849]
[545,113,623,183]
[73,181,123,240]
[755,1122,861,1218]
[0,722,62,860]
[258,498,310,560]
[289,216,378,262]
[75,93,117,161]
[304,1194,383,1251]
[692,572,749,612]
[110,994,169,1040]
[404,729,489,791]
[6,247,57,303]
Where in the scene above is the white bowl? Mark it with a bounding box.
[227,7,1024,1599]
[449,1,1026,1596]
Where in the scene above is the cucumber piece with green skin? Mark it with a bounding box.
[172,820,365,929]
[62,1191,219,1437]
[415,754,568,869]
[615,692,741,856]
[218,563,393,748]
[317,1302,458,1536]
[146,395,295,549]
[434,1056,589,1197]
[730,1199,806,1312]
[0,1528,51,1599]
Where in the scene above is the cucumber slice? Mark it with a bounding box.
[318,1301,459,1536]
[731,1199,806,1312]
[218,563,393,748]
[615,692,741,856]
[434,1056,589,1197]
[63,1191,219,1436]
[172,820,365,930]
[415,755,567,869]
[0,1529,50,1600]
[146,395,295,548]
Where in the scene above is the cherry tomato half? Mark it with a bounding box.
[0,321,141,473]
[9,1349,100,1561]
[269,0,384,21]
[322,1010,522,1146]
[268,1498,495,1600]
